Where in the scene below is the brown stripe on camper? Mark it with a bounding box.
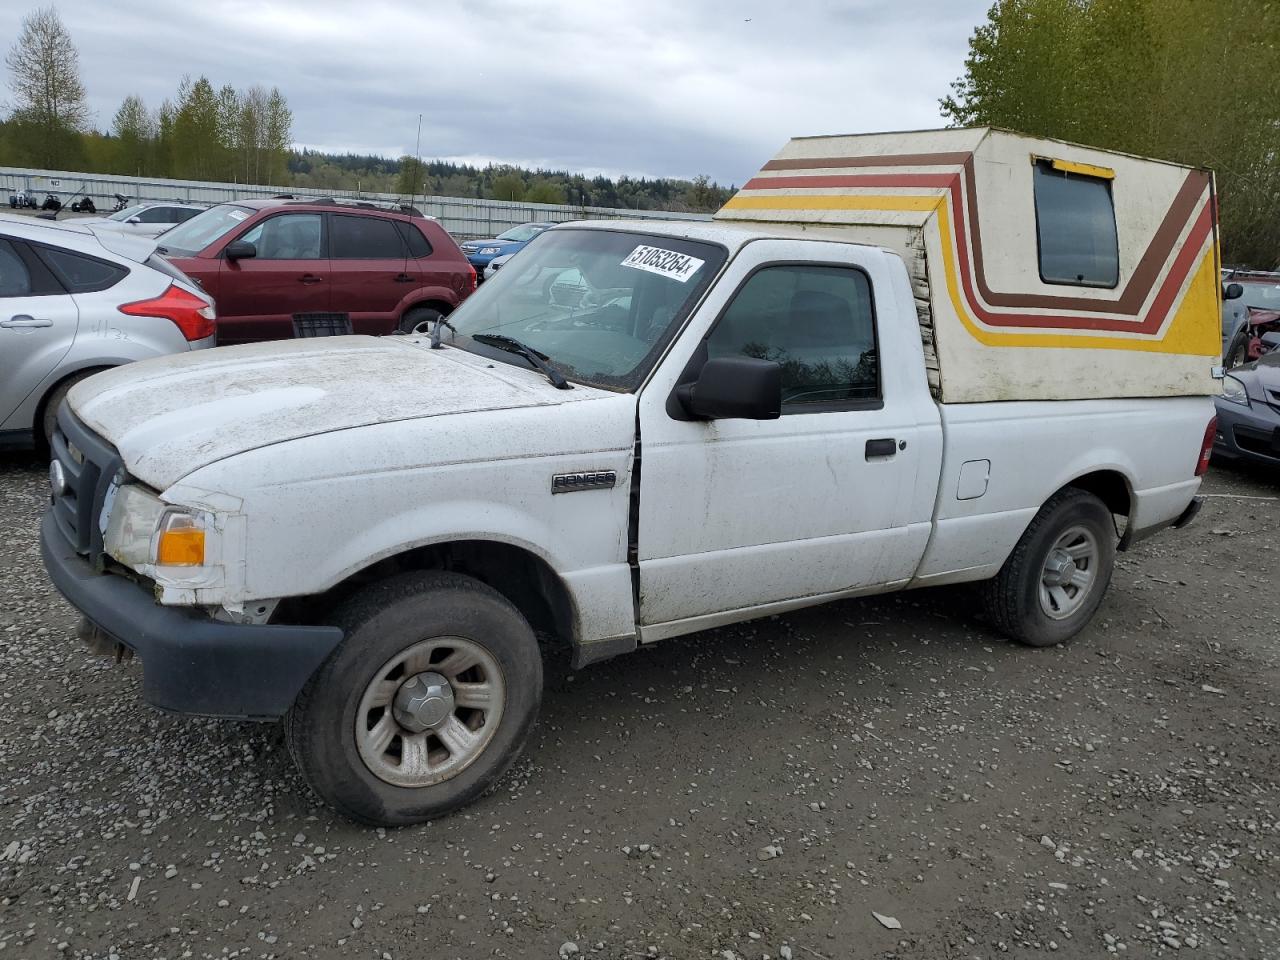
[959,158,1212,313]
[749,151,1212,319]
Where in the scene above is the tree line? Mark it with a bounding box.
[2,8,292,185]
[1,6,733,213]
[943,0,1280,268]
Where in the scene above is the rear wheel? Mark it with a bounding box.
[398,306,443,335]
[285,571,543,826]
[981,488,1116,647]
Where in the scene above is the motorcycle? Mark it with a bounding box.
[111,193,130,213]
[41,193,62,212]
[8,190,37,209]
[69,196,96,213]
[1225,308,1280,368]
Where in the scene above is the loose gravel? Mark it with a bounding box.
[1,450,1278,959]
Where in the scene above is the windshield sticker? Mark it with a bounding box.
[227,210,248,221]
[620,245,705,283]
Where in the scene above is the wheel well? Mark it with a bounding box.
[35,365,112,448]
[285,540,577,651]
[1064,470,1131,517]
[405,299,454,318]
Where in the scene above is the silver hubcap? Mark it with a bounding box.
[1038,524,1099,620]
[355,637,505,788]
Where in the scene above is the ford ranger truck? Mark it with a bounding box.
[41,128,1221,825]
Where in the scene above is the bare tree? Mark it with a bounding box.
[5,6,88,167]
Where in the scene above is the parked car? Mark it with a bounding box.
[40,126,1226,827]
[153,197,475,343]
[1222,272,1280,367]
[77,201,208,239]
[0,213,215,451]
[460,221,554,275]
[1215,342,1280,467]
[484,252,512,280]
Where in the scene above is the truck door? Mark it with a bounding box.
[635,239,936,634]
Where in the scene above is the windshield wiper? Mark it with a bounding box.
[155,245,169,254]
[472,333,572,390]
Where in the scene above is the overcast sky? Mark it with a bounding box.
[46,0,988,186]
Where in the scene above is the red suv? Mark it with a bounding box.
[156,198,476,344]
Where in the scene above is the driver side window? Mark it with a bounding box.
[238,214,322,260]
[706,264,879,408]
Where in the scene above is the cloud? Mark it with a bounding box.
[49,0,987,185]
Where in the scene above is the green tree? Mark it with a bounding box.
[262,87,292,183]
[525,179,566,204]
[4,6,89,167]
[171,76,223,179]
[396,155,422,196]
[942,0,1280,266]
[684,174,721,212]
[490,170,526,201]
[112,94,154,175]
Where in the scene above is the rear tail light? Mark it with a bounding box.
[1195,416,1217,477]
[120,284,216,342]
[466,264,477,292]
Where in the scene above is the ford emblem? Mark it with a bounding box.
[48,460,67,498]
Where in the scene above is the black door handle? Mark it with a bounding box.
[394,273,415,283]
[298,274,323,284]
[865,438,897,459]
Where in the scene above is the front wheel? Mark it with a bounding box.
[981,488,1116,647]
[285,571,543,826]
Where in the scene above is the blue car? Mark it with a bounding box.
[460,222,554,275]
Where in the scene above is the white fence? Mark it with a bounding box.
[1,166,711,240]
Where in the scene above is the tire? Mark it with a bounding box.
[981,488,1116,647]
[39,371,100,452]
[285,571,543,826]
[397,306,442,335]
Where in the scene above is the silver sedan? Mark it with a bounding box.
[0,213,216,450]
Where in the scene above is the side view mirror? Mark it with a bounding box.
[224,240,257,261]
[1224,282,1244,301]
[676,356,781,421]
[127,216,141,225]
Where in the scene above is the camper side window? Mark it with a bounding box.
[1033,162,1119,288]
[705,264,879,409]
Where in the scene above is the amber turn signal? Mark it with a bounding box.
[156,514,205,566]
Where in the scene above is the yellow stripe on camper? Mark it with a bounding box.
[934,200,1216,353]
[1047,157,1116,180]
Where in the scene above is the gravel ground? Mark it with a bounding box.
[1,451,1278,960]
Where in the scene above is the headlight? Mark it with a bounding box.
[103,484,207,567]
[480,246,501,255]
[1221,374,1250,406]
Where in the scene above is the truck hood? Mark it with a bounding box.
[67,336,612,490]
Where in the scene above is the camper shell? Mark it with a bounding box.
[715,126,1222,403]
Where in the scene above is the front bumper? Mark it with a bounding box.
[41,512,343,720]
[1213,398,1280,465]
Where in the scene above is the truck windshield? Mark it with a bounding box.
[157,205,254,255]
[447,228,726,391]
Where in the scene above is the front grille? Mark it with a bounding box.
[49,408,122,566]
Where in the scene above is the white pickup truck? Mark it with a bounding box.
[41,129,1221,825]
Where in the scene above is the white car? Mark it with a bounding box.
[483,252,512,281]
[0,213,215,450]
[78,202,208,239]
